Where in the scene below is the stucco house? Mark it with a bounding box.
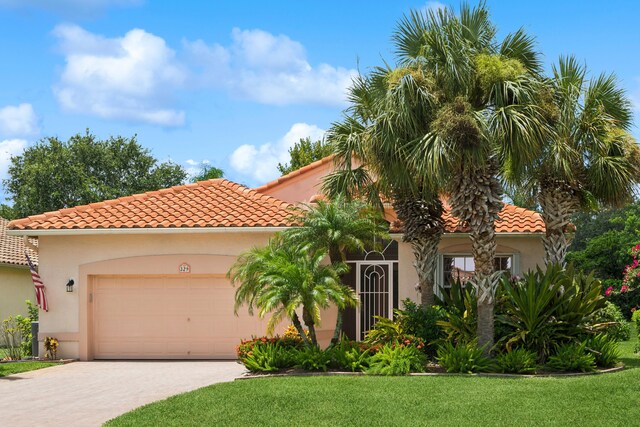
[0,218,38,321]
[7,159,545,360]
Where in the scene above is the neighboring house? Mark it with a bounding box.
[0,218,38,321]
[7,160,545,360]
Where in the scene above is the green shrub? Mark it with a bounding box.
[328,338,371,372]
[364,316,426,350]
[236,336,302,361]
[632,309,640,335]
[1,316,22,360]
[436,282,477,345]
[546,342,596,372]
[592,301,631,341]
[397,299,446,357]
[495,348,537,374]
[585,333,620,368]
[365,343,425,376]
[497,264,606,363]
[241,343,296,373]
[436,341,493,373]
[294,347,332,372]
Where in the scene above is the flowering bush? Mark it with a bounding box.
[44,337,59,360]
[236,335,303,361]
[607,244,640,318]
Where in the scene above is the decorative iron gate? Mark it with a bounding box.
[355,261,394,341]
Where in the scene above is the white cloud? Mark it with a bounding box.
[0,139,26,180]
[184,159,210,178]
[0,104,38,136]
[230,123,325,182]
[53,24,186,127]
[184,28,356,106]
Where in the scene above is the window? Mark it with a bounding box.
[441,255,515,288]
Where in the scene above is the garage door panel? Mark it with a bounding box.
[93,275,275,359]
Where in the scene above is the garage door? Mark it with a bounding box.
[92,276,270,359]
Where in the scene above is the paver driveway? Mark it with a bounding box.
[0,361,246,426]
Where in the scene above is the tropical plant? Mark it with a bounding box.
[546,342,596,372]
[495,348,537,374]
[283,197,388,345]
[396,299,446,357]
[518,57,639,266]
[294,347,332,372]
[1,316,23,360]
[241,343,297,373]
[436,340,493,374]
[365,343,425,376]
[497,264,606,362]
[229,236,356,348]
[436,282,478,345]
[236,336,303,361]
[277,137,333,175]
[592,301,631,341]
[363,316,426,351]
[584,333,620,368]
[328,338,372,372]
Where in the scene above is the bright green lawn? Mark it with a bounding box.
[107,328,640,427]
[0,361,57,377]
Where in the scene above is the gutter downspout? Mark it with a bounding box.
[23,235,38,253]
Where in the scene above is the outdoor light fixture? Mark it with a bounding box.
[66,279,75,293]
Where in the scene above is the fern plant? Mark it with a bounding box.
[242,343,296,373]
[495,348,537,374]
[546,342,596,372]
[294,347,332,372]
[365,343,425,376]
[436,341,493,373]
[585,334,620,368]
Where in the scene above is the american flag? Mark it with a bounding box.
[25,251,48,312]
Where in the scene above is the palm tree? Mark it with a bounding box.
[389,4,549,351]
[228,236,357,348]
[323,63,446,309]
[515,56,639,266]
[283,196,388,345]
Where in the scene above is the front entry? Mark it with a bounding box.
[342,240,399,341]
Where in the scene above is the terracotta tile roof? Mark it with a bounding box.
[254,155,334,194]
[390,203,545,234]
[8,179,295,231]
[0,218,38,266]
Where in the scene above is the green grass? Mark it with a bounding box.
[0,361,57,377]
[107,327,640,427]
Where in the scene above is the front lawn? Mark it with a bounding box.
[107,328,640,427]
[0,361,58,377]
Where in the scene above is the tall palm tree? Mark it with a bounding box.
[516,56,639,266]
[390,4,549,351]
[283,197,388,345]
[228,236,357,348]
[323,63,446,308]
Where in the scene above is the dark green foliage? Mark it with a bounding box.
[190,164,224,182]
[546,342,596,372]
[567,202,640,282]
[328,338,371,372]
[363,316,426,351]
[495,348,537,374]
[497,264,606,362]
[431,97,481,148]
[592,301,631,341]
[397,299,446,357]
[277,137,332,176]
[365,343,425,376]
[0,204,17,220]
[436,282,477,344]
[294,347,332,372]
[241,343,296,373]
[608,288,640,320]
[585,334,620,368]
[236,336,303,361]
[4,130,186,217]
[436,340,493,373]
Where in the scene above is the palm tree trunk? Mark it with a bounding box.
[449,161,503,354]
[291,312,311,347]
[537,183,579,266]
[393,195,444,308]
[330,311,344,347]
[302,309,318,347]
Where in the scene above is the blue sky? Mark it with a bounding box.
[0,0,639,203]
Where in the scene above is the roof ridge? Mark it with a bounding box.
[254,154,334,193]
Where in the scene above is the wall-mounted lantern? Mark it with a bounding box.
[66,279,75,293]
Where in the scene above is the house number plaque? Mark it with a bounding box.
[179,263,191,273]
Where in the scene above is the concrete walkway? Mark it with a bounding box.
[0,361,246,426]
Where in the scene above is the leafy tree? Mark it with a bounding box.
[514,57,639,266]
[4,130,186,217]
[229,236,357,348]
[327,4,547,352]
[0,204,17,220]
[191,163,224,182]
[283,197,388,345]
[277,137,332,175]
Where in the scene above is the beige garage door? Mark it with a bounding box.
[92,276,270,359]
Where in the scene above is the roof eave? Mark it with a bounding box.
[6,226,293,237]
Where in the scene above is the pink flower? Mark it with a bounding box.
[633,260,639,268]
[605,286,613,296]
[621,285,629,293]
